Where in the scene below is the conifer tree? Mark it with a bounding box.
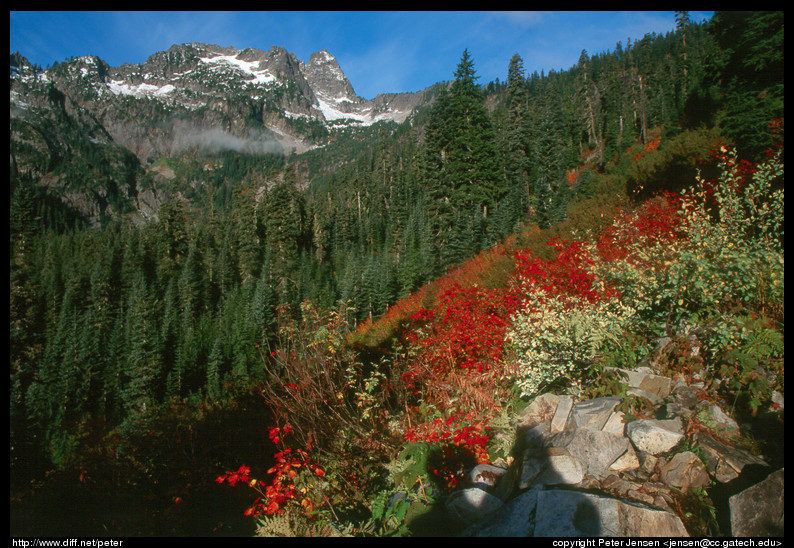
[422,50,502,263]
[121,273,162,417]
[501,53,534,231]
[155,200,188,277]
[262,166,306,302]
[206,336,225,401]
[446,50,503,214]
[532,94,567,229]
[251,259,278,343]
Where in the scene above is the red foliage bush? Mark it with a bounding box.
[215,424,325,517]
[514,238,603,303]
[403,411,492,491]
[408,283,522,375]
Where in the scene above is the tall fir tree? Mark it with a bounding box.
[446,50,503,214]
[422,50,502,264]
[500,53,534,233]
[121,273,162,418]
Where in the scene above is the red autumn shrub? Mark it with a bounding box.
[215,424,325,518]
[408,283,522,376]
[402,410,493,492]
[593,193,686,271]
[514,238,606,303]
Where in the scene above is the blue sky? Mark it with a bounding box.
[10,11,713,100]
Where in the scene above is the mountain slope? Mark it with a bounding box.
[10,43,432,226]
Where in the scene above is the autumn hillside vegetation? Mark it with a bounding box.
[215,126,784,536]
[10,12,783,537]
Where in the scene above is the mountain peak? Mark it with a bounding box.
[307,49,339,66]
[304,49,357,103]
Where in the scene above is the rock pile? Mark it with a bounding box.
[447,358,784,537]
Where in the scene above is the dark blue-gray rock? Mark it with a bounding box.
[463,488,541,537]
[445,487,504,524]
[532,490,689,536]
[521,420,551,447]
[729,468,784,536]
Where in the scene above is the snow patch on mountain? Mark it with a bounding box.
[198,53,277,85]
[107,80,176,98]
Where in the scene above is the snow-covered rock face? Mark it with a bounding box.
[22,42,422,129]
[197,53,278,86]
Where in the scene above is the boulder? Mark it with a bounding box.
[464,488,540,537]
[520,451,585,489]
[770,390,784,411]
[696,403,740,437]
[664,382,700,419]
[658,451,710,492]
[568,397,622,430]
[516,393,563,430]
[532,490,689,537]
[635,371,672,400]
[468,463,508,491]
[602,411,627,436]
[464,488,689,537]
[605,366,672,400]
[694,431,768,483]
[459,364,779,537]
[626,387,664,407]
[521,420,551,447]
[626,418,684,455]
[602,473,642,497]
[729,468,784,536]
[550,396,574,433]
[446,487,503,524]
[609,445,640,474]
[551,427,631,478]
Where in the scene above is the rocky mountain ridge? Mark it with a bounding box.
[10,42,428,161]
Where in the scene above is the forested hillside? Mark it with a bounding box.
[10,12,783,537]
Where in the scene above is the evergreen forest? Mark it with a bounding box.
[10,12,784,537]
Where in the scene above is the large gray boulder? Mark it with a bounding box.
[730,468,784,536]
[550,427,632,478]
[533,490,689,537]
[466,488,689,536]
[626,418,684,455]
